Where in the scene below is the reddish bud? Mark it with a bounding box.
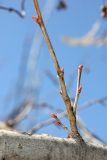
[32,15,41,24]
[78,64,83,72]
[50,114,57,119]
[32,15,38,21]
[55,121,61,125]
[78,85,82,94]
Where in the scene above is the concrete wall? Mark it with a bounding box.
[0,130,107,160]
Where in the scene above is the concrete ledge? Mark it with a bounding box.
[0,130,107,160]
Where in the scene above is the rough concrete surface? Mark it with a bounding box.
[0,130,107,160]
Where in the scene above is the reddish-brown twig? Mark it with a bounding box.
[32,0,81,139]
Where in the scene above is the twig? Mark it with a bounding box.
[73,64,83,114]
[50,113,69,133]
[28,111,67,134]
[32,0,81,139]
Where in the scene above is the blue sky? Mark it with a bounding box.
[0,0,107,143]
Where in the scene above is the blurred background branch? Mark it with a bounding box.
[0,0,26,18]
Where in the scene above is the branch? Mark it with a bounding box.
[73,64,83,114]
[32,0,82,139]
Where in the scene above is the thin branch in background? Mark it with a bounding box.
[73,64,83,114]
[21,0,26,11]
[32,0,82,139]
[78,97,107,110]
[6,100,34,127]
[45,70,58,86]
[0,0,26,18]
[13,37,31,105]
[5,99,63,129]
[38,102,62,113]
[66,70,77,92]
[77,116,106,145]
[61,21,107,46]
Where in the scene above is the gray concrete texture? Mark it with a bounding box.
[0,130,107,160]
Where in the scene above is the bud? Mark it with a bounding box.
[55,121,61,125]
[50,114,57,119]
[78,64,83,72]
[78,85,82,94]
[32,15,41,24]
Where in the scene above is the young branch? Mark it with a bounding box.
[32,0,81,139]
[50,114,69,134]
[73,64,83,114]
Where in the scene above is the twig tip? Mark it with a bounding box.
[78,64,83,72]
[55,121,61,125]
[50,113,58,119]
